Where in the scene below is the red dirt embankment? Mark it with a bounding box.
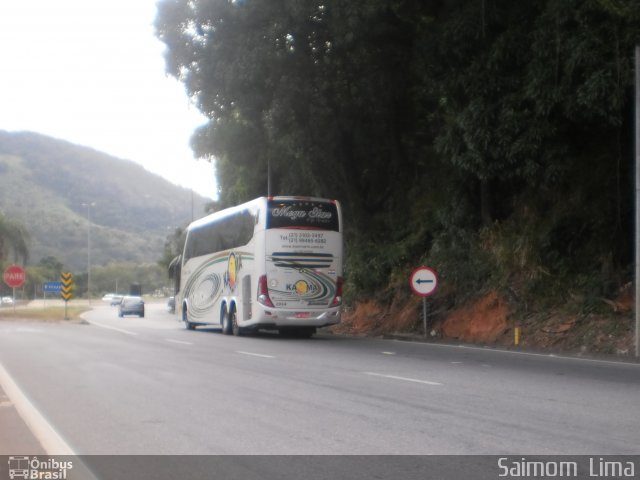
[335,288,635,356]
[439,291,508,343]
[335,290,508,341]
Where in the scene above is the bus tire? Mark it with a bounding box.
[183,307,195,330]
[231,306,242,336]
[221,306,232,335]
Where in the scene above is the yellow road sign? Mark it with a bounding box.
[61,272,74,301]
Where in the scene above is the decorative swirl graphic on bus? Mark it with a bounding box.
[186,272,222,318]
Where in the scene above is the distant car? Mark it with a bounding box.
[118,296,144,317]
[1,296,14,305]
[101,293,115,303]
[167,296,175,314]
[110,295,124,306]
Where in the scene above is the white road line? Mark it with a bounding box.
[381,351,396,355]
[16,327,45,333]
[391,339,640,367]
[165,339,193,345]
[87,321,138,336]
[364,372,443,386]
[237,351,275,359]
[0,362,75,455]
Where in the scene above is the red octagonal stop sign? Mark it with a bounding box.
[3,264,26,288]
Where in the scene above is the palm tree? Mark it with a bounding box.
[0,213,29,264]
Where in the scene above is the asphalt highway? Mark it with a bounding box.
[0,303,639,457]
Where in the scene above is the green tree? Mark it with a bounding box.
[0,213,29,264]
[158,227,186,272]
[155,0,640,310]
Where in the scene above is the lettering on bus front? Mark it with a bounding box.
[268,200,339,231]
[280,232,327,246]
[272,205,333,220]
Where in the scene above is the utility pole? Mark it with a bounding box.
[635,45,639,358]
[82,202,96,305]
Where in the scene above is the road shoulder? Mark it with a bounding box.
[0,383,46,455]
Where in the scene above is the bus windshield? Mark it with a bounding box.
[267,199,339,231]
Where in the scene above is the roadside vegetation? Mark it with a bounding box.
[0,306,90,322]
[156,0,640,349]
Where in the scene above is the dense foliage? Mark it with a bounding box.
[0,212,29,264]
[156,0,640,311]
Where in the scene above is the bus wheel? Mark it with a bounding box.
[183,308,195,330]
[231,306,242,336]
[221,306,232,335]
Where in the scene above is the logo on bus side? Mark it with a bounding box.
[224,252,242,292]
[287,280,316,296]
[295,280,309,295]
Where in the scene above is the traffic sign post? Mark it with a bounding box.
[42,281,63,308]
[409,266,439,337]
[3,265,26,288]
[3,265,26,312]
[61,273,74,320]
[44,281,62,293]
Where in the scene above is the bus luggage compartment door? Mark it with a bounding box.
[242,275,252,321]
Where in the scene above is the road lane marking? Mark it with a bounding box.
[16,327,45,333]
[391,339,640,367]
[364,372,443,386]
[87,321,138,336]
[0,362,75,455]
[237,351,275,359]
[381,351,396,355]
[165,339,193,345]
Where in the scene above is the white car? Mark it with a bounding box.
[2,297,15,305]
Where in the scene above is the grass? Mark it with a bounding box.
[0,306,91,322]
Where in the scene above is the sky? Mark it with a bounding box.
[0,0,217,199]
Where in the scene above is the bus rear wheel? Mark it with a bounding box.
[231,306,242,336]
[221,306,232,335]
[183,308,195,330]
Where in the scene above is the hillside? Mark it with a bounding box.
[0,130,211,271]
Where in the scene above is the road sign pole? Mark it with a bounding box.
[423,297,428,337]
[635,45,640,358]
[410,266,438,338]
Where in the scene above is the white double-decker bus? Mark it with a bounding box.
[176,196,343,337]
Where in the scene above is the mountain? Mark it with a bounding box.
[0,130,212,271]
